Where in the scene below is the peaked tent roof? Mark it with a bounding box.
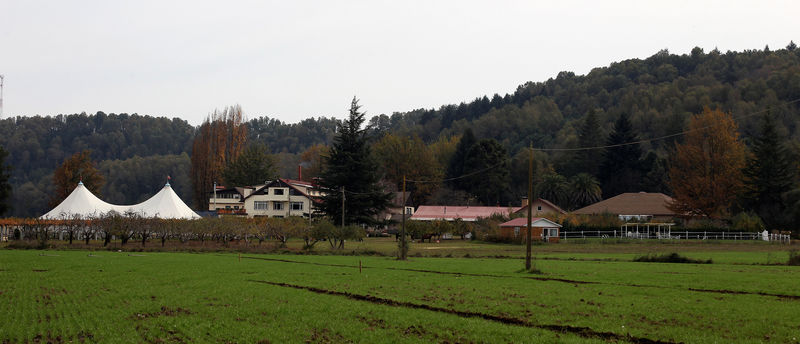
[128,183,201,219]
[40,182,127,219]
[41,182,200,220]
[572,192,676,216]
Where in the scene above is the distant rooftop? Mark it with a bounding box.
[572,192,676,216]
[410,205,521,222]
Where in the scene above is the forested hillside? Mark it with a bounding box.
[2,44,799,217]
[0,113,195,216]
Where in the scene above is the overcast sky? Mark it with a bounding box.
[1,0,797,125]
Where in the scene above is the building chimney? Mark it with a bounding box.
[521,197,529,207]
[298,165,303,181]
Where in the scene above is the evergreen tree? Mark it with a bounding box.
[743,113,796,229]
[463,139,510,205]
[599,113,643,198]
[574,109,604,177]
[446,128,477,191]
[317,98,392,227]
[640,151,670,194]
[221,144,277,186]
[0,146,11,215]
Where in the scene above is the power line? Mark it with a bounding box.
[406,97,800,184]
[407,157,510,184]
[534,98,800,152]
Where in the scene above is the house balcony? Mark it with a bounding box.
[216,209,248,216]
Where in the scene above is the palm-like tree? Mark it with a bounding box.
[568,173,602,209]
[536,173,568,208]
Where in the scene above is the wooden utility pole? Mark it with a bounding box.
[400,175,407,260]
[341,186,346,227]
[526,143,533,270]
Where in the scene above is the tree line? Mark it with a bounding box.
[5,214,363,251]
[2,43,800,225]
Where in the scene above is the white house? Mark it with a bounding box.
[241,179,319,218]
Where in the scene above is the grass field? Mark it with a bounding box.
[1,240,799,343]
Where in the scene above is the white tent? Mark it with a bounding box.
[40,181,127,219]
[40,181,200,220]
[126,182,201,219]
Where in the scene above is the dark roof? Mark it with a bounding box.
[244,179,320,203]
[572,192,676,216]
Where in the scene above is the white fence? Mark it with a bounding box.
[560,229,791,243]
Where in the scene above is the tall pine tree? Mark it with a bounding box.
[599,113,643,199]
[463,139,510,205]
[0,146,11,215]
[446,128,477,191]
[317,98,392,227]
[575,109,604,177]
[743,113,796,229]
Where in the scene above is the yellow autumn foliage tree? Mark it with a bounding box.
[668,108,746,218]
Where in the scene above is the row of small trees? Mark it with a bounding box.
[6,213,366,250]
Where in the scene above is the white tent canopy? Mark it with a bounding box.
[40,182,200,220]
[127,183,201,219]
[40,181,127,219]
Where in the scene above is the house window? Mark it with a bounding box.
[254,201,268,210]
[273,188,284,195]
[291,202,303,211]
[537,206,542,211]
[514,227,520,237]
[273,202,284,211]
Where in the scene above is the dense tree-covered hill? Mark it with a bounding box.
[2,44,799,217]
[0,113,196,216]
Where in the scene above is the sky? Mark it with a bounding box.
[1,0,798,125]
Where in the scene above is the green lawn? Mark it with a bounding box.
[1,245,799,343]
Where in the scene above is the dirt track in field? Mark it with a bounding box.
[249,279,677,344]
[241,256,800,301]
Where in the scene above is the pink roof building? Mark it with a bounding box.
[410,205,521,222]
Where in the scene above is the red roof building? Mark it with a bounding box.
[498,217,562,243]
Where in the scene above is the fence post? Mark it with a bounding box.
[581,231,584,239]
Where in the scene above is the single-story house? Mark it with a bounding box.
[498,217,562,243]
[571,192,678,221]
